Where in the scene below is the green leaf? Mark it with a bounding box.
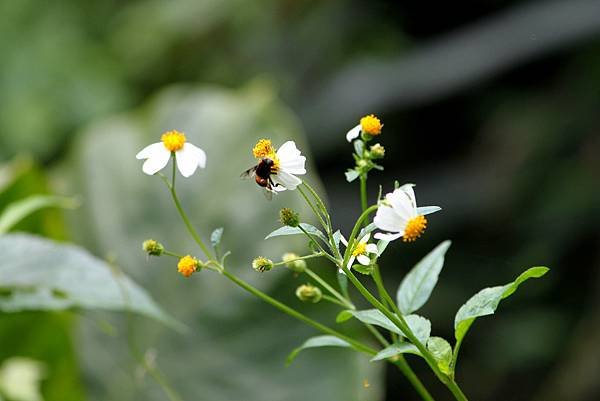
[376,239,390,256]
[357,223,377,240]
[335,310,353,323]
[210,227,224,248]
[0,195,79,235]
[454,266,549,352]
[353,140,365,156]
[396,241,451,315]
[265,223,328,243]
[332,230,342,254]
[345,170,359,183]
[286,335,351,366]
[427,337,452,375]
[352,263,373,275]
[347,309,401,334]
[404,314,431,345]
[370,343,421,362]
[0,233,182,331]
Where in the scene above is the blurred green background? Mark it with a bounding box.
[1,0,599,400]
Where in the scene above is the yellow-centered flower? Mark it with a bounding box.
[177,255,199,277]
[346,114,383,142]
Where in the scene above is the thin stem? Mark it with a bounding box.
[298,225,337,264]
[321,295,349,308]
[219,269,376,356]
[163,250,184,259]
[164,160,213,259]
[272,253,325,267]
[305,267,354,309]
[297,185,328,232]
[372,264,399,343]
[359,175,369,217]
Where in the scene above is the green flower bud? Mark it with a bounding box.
[369,143,385,159]
[142,239,164,256]
[252,256,273,272]
[295,284,322,303]
[356,159,369,169]
[279,208,300,227]
[282,252,307,273]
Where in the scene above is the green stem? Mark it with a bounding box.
[321,295,348,308]
[220,269,376,356]
[359,174,369,217]
[163,160,213,259]
[298,225,337,264]
[272,253,325,267]
[305,267,354,309]
[297,185,328,232]
[393,358,436,401]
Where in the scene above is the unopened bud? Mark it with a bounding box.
[177,255,200,278]
[282,252,306,273]
[295,284,322,303]
[279,208,300,227]
[143,239,164,256]
[252,256,274,273]
[356,159,369,169]
[369,143,385,159]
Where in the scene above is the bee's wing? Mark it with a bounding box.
[240,165,257,179]
[262,188,274,201]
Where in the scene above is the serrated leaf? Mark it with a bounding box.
[286,335,351,366]
[347,309,401,334]
[0,195,79,235]
[357,223,377,241]
[332,230,342,255]
[0,233,183,331]
[345,170,359,183]
[376,239,390,256]
[265,223,328,243]
[370,343,421,362]
[210,227,224,248]
[335,310,353,323]
[397,241,451,315]
[427,337,452,375]
[404,314,431,345]
[454,266,549,354]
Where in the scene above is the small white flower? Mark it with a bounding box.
[136,130,206,178]
[374,184,441,242]
[346,114,383,142]
[341,233,379,269]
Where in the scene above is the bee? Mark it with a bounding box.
[240,157,281,199]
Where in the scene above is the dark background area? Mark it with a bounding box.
[1,0,599,400]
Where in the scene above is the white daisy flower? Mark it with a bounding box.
[374,184,441,242]
[346,114,383,142]
[341,233,379,269]
[252,139,306,191]
[136,130,206,178]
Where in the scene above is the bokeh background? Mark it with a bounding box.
[1,0,599,400]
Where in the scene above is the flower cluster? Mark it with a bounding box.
[345,114,386,183]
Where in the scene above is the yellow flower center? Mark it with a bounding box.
[177,255,198,277]
[252,138,280,171]
[403,215,427,242]
[352,242,367,257]
[360,114,383,135]
[161,130,186,152]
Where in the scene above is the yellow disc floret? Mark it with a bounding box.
[161,130,186,152]
[360,114,383,135]
[403,215,427,242]
[252,138,280,171]
[177,255,198,277]
[352,242,367,257]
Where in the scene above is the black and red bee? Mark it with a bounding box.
[241,157,281,199]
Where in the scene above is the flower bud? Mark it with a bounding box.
[369,143,385,159]
[282,252,306,273]
[252,256,274,272]
[295,284,322,303]
[142,239,164,256]
[177,255,199,278]
[356,159,369,169]
[279,208,300,227]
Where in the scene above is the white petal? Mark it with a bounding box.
[399,184,417,209]
[346,256,356,268]
[387,189,415,220]
[346,124,361,142]
[340,235,349,247]
[141,146,171,175]
[374,232,403,242]
[338,268,346,275]
[136,142,164,160]
[277,141,306,175]
[175,143,203,177]
[417,206,441,216]
[186,142,207,168]
[359,233,371,243]
[357,255,371,265]
[373,205,406,232]
[272,170,302,190]
[366,243,379,254]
